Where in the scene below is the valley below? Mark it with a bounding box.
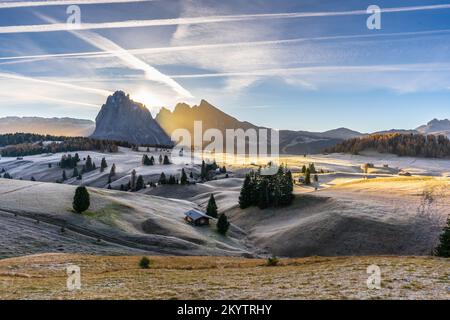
[0,149,449,299]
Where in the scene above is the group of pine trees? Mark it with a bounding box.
[301,163,319,185]
[200,160,224,181]
[239,165,294,210]
[0,133,121,157]
[158,172,178,185]
[58,154,109,182]
[327,133,450,158]
[142,154,155,166]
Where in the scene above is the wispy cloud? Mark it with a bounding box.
[1,4,450,34]
[169,63,450,78]
[0,71,111,95]
[0,0,153,9]
[3,28,450,62]
[38,14,193,98]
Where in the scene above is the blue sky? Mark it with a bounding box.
[1,0,450,132]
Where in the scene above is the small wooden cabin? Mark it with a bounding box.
[184,209,210,226]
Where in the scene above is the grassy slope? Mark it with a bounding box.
[0,179,251,258]
[0,254,448,300]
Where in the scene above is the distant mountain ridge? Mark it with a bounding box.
[155,100,362,154]
[0,116,95,136]
[2,91,448,153]
[156,99,258,135]
[373,118,450,138]
[416,118,450,137]
[90,91,172,146]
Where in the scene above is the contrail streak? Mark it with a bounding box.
[2,28,450,62]
[0,0,154,9]
[38,14,193,98]
[0,71,111,95]
[1,4,450,33]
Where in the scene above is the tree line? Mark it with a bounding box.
[0,133,175,157]
[326,133,450,158]
[239,165,294,210]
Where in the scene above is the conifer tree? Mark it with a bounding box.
[301,165,306,174]
[206,194,218,218]
[109,163,116,177]
[257,179,269,209]
[217,213,230,235]
[168,175,176,184]
[304,168,311,185]
[163,155,171,165]
[62,170,67,181]
[130,169,137,190]
[73,186,90,213]
[135,175,144,191]
[180,168,188,185]
[100,157,108,172]
[201,160,207,180]
[435,216,450,257]
[72,167,79,178]
[158,172,167,185]
[239,174,252,209]
[85,155,93,172]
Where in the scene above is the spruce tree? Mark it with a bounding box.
[217,213,230,235]
[435,216,450,257]
[135,175,145,191]
[201,160,207,180]
[73,186,90,213]
[85,155,93,172]
[304,168,311,185]
[301,165,306,174]
[239,174,252,209]
[72,167,79,178]
[257,179,269,209]
[130,169,137,190]
[109,163,116,177]
[163,155,171,165]
[206,194,218,218]
[100,157,108,172]
[180,168,188,185]
[158,154,163,164]
[158,172,167,185]
[62,170,67,181]
[168,175,176,184]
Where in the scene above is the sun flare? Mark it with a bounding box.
[130,90,163,108]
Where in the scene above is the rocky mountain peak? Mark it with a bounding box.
[90,91,172,146]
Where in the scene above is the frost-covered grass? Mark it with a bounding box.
[0,254,448,300]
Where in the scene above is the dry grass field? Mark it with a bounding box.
[0,254,448,300]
